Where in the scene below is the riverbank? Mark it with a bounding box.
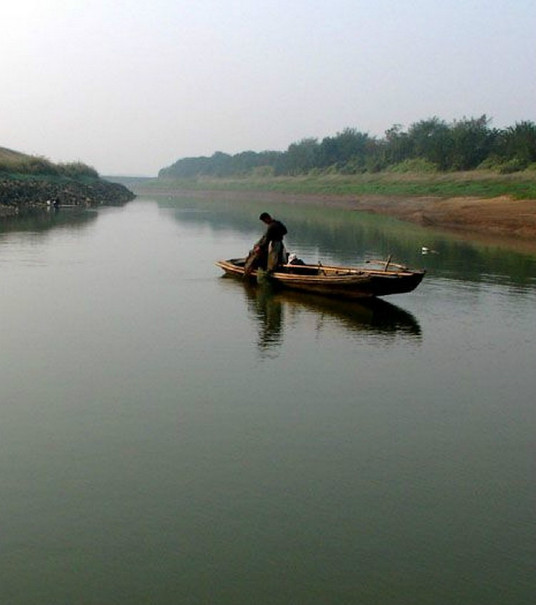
[132,177,536,243]
[0,175,135,218]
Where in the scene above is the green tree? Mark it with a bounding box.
[447,115,495,170]
[319,128,371,170]
[406,117,450,169]
[279,138,320,175]
[497,121,536,165]
[383,124,411,165]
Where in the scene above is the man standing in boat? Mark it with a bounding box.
[245,212,288,274]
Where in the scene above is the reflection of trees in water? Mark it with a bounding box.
[223,276,422,359]
[165,196,536,288]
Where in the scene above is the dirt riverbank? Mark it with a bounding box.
[348,194,536,239]
[144,185,536,246]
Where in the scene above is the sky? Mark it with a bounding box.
[2,0,535,176]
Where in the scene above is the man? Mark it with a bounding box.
[245,212,288,274]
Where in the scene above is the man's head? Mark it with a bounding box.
[259,212,272,224]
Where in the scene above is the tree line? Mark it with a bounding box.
[159,116,536,179]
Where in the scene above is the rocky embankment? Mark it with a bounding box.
[0,176,135,217]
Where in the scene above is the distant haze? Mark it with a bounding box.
[2,0,535,176]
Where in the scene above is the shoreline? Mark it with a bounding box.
[137,185,536,254]
[0,176,135,217]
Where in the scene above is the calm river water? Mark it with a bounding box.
[1,192,535,605]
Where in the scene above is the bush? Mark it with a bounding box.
[0,156,59,175]
[365,157,386,173]
[251,165,274,178]
[28,157,60,175]
[477,156,502,170]
[57,162,99,178]
[0,156,99,179]
[386,158,438,173]
[339,158,366,174]
[498,158,529,174]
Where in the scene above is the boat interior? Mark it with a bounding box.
[233,258,366,277]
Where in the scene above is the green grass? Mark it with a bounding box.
[153,170,536,200]
[0,147,99,179]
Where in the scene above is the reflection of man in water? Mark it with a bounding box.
[254,212,288,272]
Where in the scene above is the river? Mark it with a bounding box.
[1,193,534,604]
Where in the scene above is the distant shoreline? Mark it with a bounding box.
[131,181,536,253]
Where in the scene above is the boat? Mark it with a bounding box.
[216,255,425,300]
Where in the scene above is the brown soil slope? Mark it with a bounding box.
[350,195,536,239]
[161,188,536,240]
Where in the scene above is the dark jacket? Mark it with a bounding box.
[258,219,287,248]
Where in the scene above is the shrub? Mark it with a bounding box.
[251,165,274,177]
[386,158,438,173]
[0,156,59,175]
[498,158,529,174]
[477,156,502,170]
[57,162,99,178]
[0,155,99,178]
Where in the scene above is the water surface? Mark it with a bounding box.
[0,197,534,604]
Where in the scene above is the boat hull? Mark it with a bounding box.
[216,258,425,300]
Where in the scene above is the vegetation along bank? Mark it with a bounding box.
[0,147,134,218]
[152,115,536,243]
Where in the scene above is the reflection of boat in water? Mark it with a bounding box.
[216,256,425,300]
[279,289,422,338]
[242,282,284,357]
[220,277,422,356]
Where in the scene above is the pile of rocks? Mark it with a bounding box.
[0,176,135,217]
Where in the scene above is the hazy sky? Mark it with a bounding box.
[2,0,535,176]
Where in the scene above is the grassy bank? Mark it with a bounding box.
[152,169,536,200]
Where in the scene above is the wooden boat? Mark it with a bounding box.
[216,256,425,300]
